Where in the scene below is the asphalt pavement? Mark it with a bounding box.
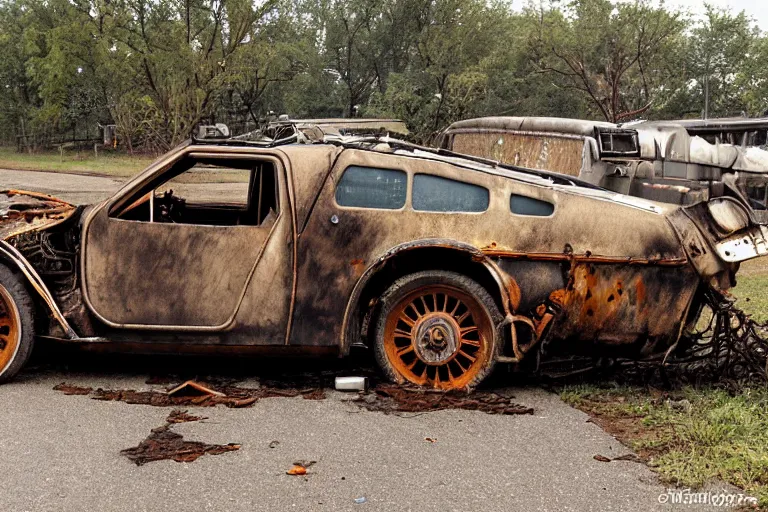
[1,364,676,512]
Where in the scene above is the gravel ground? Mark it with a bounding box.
[0,168,123,204]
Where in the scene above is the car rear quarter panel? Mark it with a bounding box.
[290,148,698,354]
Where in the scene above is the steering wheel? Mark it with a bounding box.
[155,190,186,223]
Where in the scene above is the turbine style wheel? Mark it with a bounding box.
[375,270,501,390]
[0,265,35,384]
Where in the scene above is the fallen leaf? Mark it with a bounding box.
[287,465,307,475]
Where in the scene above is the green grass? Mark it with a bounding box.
[733,262,768,323]
[562,385,768,507]
[0,146,156,178]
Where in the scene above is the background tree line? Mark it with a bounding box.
[0,0,766,150]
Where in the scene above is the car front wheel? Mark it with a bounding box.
[374,270,501,390]
[0,264,35,384]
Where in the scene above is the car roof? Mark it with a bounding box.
[443,116,617,137]
[191,134,605,190]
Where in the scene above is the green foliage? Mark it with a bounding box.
[529,0,688,122]
[0,0,765,147]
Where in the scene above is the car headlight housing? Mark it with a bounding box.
[707,198,750,235]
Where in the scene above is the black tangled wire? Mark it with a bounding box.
[615,288,768,389]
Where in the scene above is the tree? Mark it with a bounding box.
[738,35,768,117]
[530,0,687,122]
[689,5,761,118]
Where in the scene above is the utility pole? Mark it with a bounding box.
[704,59,710,120]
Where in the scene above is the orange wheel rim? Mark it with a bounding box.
[383,285,493,390]
[0,284,21,375]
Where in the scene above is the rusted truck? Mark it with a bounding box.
[439,116,768,220]
[1,132,766,389]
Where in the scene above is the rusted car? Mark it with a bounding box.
[1,134,766,389]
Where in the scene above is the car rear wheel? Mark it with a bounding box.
[374,271,501,390]
[0,265,35,384]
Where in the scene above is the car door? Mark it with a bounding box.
[80,149,293,337]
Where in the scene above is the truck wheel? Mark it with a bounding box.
[0,265,35,384]
[374,270,502,390]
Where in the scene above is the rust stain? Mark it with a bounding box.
[634,276,646,305]
[483,248,687,267]
[503,274,522,312]
[350,258,366,276]
[538,262,690,348]
[53,381,326,407]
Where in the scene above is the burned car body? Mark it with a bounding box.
[663,116,768,148]
[234,117,409,144]
[0,134,766,389]
[439,116,768,221]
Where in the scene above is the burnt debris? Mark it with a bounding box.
[53,380,327,407]
[353,383,534,415]
[121,410,239,466]
[631,289,768,387]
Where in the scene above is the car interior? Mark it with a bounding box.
[113,157,278,227]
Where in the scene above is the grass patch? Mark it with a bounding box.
[0,146,155,178]
[732,261,768,323]
[562,385,768,507]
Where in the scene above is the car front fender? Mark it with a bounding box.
[0,240,77,338]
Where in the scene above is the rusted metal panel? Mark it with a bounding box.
[80,151,294,331]
[450,132,586,177]
[546,262,696,350]
[290,146,687,349]
[278,145,343,232]
[0,190,77,239]
[83,209,274,326]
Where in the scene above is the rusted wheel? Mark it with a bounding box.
[375,271,501,390]
[0,265,35,384]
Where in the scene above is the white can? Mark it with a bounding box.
[335,376,369,392]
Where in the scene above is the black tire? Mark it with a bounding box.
[0,264,36,384]
[374,270,502,390]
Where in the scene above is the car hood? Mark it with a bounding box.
[0,189,78,240]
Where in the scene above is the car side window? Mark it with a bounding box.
[510,194,554,216]
[412,174,489,213]
[114,158,278,227]
[335,166,407,209]
[156,163,251,209]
